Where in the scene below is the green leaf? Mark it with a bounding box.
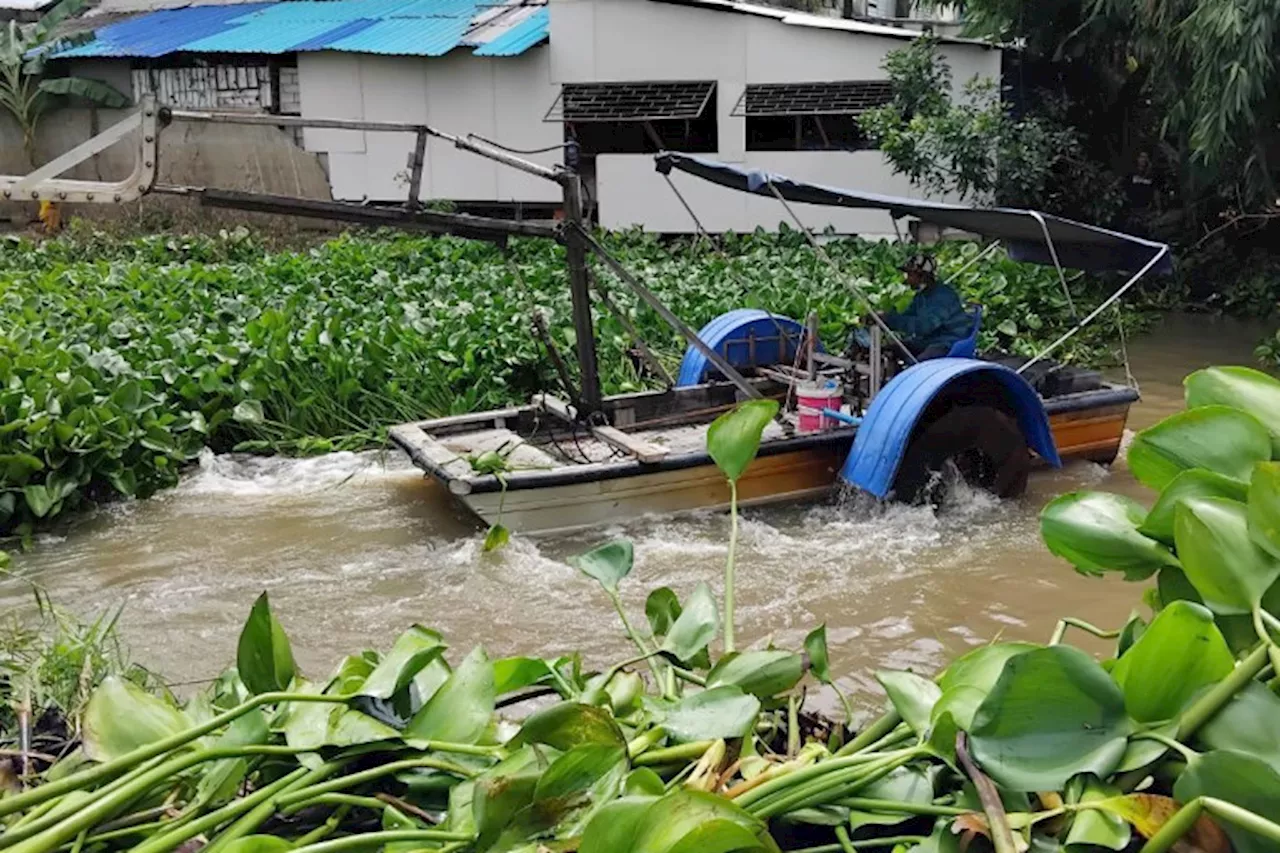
[707,399,780,483]
[1139,468,1248,545]
[875,670,941,738]
[847,766,936,835]
[82,676,192,763]
[1064,774,1129,852]
[532,742,629,833]
[404,646,494,745]
[1126,405,1270,490]
[236,592,297,695]
[515,702,626,751]
[571,539,634,593]
[803,624,832,684]
[624,768,666,797]
[37,75,130,108]
[279,678,333,762]
[1174,750,1280,853]
[928,685,986,760]
[482,523,509,552]
[358,625,446,700]
[997,319,1018,336]
[1195,682,1280,771]
[1185,366,1280,456]
[195,708,269,805]
[1110,600,1233,723]
[472,751,544,851]
[1175,496,1280,614]
[661,686,760,743]
[646,587,682,639]
[588,789,779,853]
[110,379,142,412]
[579,796,657,853]
[938,642,1040,694]
[493,657,553,695]
[660,582,717,664]
[1249,461,1280,559]
[22,484,54,518]
[232,399,266,425]
[706,651,804,699]
[1040,491,1178,580]
[969,646,1131,792]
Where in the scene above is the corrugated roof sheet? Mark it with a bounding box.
[473,5,546,56]
[53,0,547,59]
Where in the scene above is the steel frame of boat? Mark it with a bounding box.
[1,96,1171,535]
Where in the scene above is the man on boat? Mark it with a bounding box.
[851,254,973,361]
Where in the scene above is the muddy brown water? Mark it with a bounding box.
[1,314,1269,720]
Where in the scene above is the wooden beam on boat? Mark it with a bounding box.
[388,424,473,490]
[534,394,669,464]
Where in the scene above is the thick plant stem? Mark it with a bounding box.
[288,830,474,853]
[788,694,801,757]
[291,804,351,848]
[748,749,924,819]
[633,741,716,767]
[789,837,925,853]
[0,692,350,819]
[957,732,1017,853]
[834,825,856,853]
[1049,617,1120,645]
[202,760,347,853]
[1138,797,1280,853]
[725,480,739,654]
[277,758,473,812]
[732,751,900,809]
[1178,643,1268,740]
[129,767,313,853]
[835,712,903,757]
[5,746,317,853]
[838,798,968,817]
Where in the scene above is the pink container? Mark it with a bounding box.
[796,381,844,433]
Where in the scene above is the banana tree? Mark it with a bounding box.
[0,0,129,168]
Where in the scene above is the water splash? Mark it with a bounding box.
[176,448,417,497]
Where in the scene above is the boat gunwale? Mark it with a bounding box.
[390,382,1140,496]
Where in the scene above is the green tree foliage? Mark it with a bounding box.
[859,37,1123,222]
[0,0,130,166]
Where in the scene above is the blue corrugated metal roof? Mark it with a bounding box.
[473,5,546,56]
[53,0,548,59]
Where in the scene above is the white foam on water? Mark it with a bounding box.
[174,448,417,497]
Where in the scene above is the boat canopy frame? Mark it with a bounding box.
[654,151,1174,373]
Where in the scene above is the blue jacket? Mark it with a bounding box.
[883,282,972,352]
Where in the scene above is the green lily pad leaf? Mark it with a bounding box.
[472,750,545,851]
[876,670,940,738]
[624,768,666,797]
[1175,496,1280,615]
[196,707,269,805]
[533,743,629,835]
[1139,468,1248,545]
[1174,750,1280,853]
[1041,491,1178,580]
[646,587,682,639]
[515,702,626,751]
[279,678,334,764]
[1110,600,1233,723]
[22,484,55,518]
[1115,611,1147,657]
[847,765,936,834]
[938,642,1040,694]
[236,592,297,696]
[1127,405,1270,490]
[221,837,293,853]
[359,625,446,701]
[493,657,554,695]
[404,646,495,746]
[928,685,986,760]
[1115,721,1179,773]
[1195,682,1280,771]
[231,399,265,425]
[1064,774,1129,851]
[1249,461,1280,559]
[708,399,780,483]
[662,686,760,744]
[707,651,804,699]
[803,624,832,684]
[969,646,1130,792]
[571,539,634,593]
[660,582,718,665]
[482,523,509,552]
[588,789,780,853]
[83,676,193,763]
[1185,366,1280,455]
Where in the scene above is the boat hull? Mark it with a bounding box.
[457,397,1133,535]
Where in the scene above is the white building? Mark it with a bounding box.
[44,0,998,234]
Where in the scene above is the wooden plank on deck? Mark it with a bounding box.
[533,394,668,464]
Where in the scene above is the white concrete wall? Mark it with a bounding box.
[297,49,562,204]
[550,0,1001,234]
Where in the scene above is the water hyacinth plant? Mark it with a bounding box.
[6,377,1280,851]
[0,227,1149,534]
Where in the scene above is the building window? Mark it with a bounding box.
[734,81,891,152]
[546,80,718,155]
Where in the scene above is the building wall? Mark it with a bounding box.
[549,0,1001,234]
[297,49,563,205]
